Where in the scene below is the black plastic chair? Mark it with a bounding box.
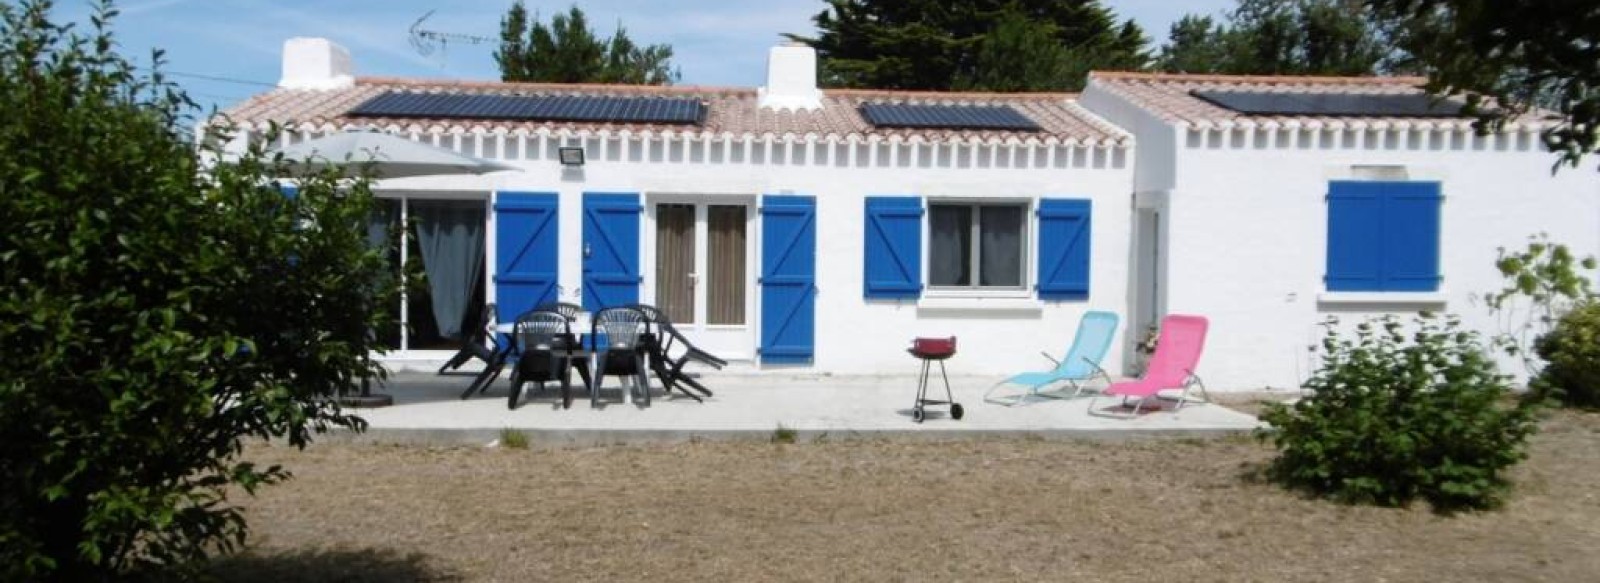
[651,319,726,400]
[507,310,570,409]
[439,302,497,375]
[590,306,652,407]
[535,301,584,323]
[625,303,724,401]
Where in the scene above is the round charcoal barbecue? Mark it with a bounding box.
[908,337,963,423]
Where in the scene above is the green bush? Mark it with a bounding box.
[1532,301,1600,409]
[1258,313,1537,512]
[0,1,393,578]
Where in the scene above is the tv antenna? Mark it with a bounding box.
[408,10,491,67]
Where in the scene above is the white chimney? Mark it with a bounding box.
[278,37,355,90]
[758,43,822,111]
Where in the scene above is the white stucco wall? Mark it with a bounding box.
[1164,140,1599,389]
[1080,83,1178,193]
[372,134,1137,376]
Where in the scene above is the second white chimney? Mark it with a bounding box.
[279,37,355,90]
[758,43,822,111]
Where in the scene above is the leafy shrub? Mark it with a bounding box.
[0,1,393,578]
[1485,234,1596,375]
[1532,301,1600,409]
[1258,313,1537,512]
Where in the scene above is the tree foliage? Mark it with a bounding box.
[494,2,677,85]
[788,0,1148,91]
[1157,0,1392,75]
[0,0,392,577]
[1366,0,1600,171]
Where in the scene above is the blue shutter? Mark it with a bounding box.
[1381,181,1442,291]
[279,184,298,199]
[760,195,816,364]
[1036,199,1092,300]
[581,193,642,311]
[1327,180,1441,292]
[496,192,560,323]
[495,192,560,321]
[1326,181,1384,291]
[863,196,923,298]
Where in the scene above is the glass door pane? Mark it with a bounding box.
[655,204,696,323]
[707,205,747,325]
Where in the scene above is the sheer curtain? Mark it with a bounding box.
[929,205,971,286]
[413,200,485,339]
[979,206,1023,287]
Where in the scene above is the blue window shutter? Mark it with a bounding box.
[1326,181,1385,291]
[863,196,923,299]
[760,195,816,364]
[1381,181,1442,291]
[1036,198,1092,300]
[495,192,560,322]
[581,192,642,311]
[279,185,298,199]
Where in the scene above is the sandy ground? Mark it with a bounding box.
[203,410,1600,583]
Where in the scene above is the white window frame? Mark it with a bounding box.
[924,198,1032,296]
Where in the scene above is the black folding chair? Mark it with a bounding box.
[590,307,652,407]
[626,303,725,401]
[439,302,497,375]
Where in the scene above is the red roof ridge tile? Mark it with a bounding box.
[1089,70,1427,87]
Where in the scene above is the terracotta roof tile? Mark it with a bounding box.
[221,77,1128,145]
[1086,71,1546,129]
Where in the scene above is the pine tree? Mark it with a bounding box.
[787,0,1149,91]
[1156,0,1390,76]
[493,2,678,85]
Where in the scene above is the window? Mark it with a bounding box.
[862,196,1089,301]
[928,202,1027,289]
[1326,180,1442,292]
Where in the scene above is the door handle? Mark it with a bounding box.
[583,243,592,258]
[688,272,698,285]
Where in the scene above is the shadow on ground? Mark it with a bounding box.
[195,547,458,583]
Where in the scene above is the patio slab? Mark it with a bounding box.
[335,371,1265,445]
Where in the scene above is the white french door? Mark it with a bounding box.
[646,197,756,360]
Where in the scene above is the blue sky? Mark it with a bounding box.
[57,0,1234,112]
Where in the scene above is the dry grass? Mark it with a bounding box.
[209,411,1600,582]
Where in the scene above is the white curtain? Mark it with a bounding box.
[413,200,485,339]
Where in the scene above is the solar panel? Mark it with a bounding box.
[1191,90,1464,117]
[859,103,1041,131]
[346,91,707,125]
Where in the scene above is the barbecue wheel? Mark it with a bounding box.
[950,403,965,420]
[912,407,925,423]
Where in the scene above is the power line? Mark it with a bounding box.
[166,71,276,87]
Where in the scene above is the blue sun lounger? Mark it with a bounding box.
[984,310,1120,406]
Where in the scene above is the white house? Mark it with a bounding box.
[1080,72,1600,389]
[223,39,1599,390]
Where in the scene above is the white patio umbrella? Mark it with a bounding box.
[270,129,518,179]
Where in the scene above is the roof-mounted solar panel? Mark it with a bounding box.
[346,91,707,125]
[859,103,1041,131]
[1191,90,1464,117]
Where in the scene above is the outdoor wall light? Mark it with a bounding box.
[558,147,585,166]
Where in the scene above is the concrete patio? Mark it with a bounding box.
[337,369,1265,445]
